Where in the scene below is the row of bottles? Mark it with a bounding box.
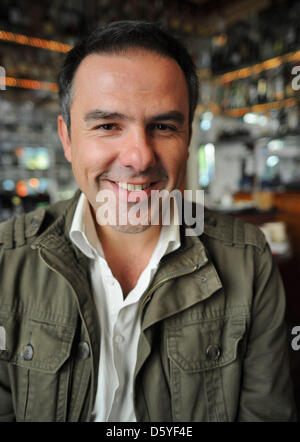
[200,62,300,111]
[0,0,166,42]
[208,0,300,74]
[0,0,89,41]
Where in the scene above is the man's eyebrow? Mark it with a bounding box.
[84,110,127,123]
[83,109,185,124]
[149,111,185,125]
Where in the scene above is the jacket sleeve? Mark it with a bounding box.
[237,242,297,421]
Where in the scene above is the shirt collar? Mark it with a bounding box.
[69,192,181,262]
[69,192,99,259]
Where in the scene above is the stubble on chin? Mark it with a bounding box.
[108,223,151,234]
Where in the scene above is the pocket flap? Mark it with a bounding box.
[167,316,246,373]
[0,316,75,374]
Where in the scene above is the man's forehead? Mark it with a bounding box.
[72,49,188,96]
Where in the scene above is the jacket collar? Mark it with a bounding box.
[32,189,82,254]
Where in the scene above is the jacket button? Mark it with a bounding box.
[78,341,90,359]
[21,344,34,361]
[206,344,221,360]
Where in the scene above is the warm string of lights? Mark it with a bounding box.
[0,30,72,53]
[1,76,58,92]
[196,97,298,117]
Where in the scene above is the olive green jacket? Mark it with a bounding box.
[0,191,296,421]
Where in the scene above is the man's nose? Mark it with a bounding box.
[118,127,156,172]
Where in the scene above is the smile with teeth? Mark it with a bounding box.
[116,182,153,191]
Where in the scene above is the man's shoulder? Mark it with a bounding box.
[0,193,78,250]
[203,208,267,253]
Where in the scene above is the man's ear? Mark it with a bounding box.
[57,115,72,163]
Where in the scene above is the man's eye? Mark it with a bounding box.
[152,123,176,131]
[156,123,168,130]
[95,123,117,131]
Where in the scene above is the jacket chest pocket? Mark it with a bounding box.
[0,315,76,422]
[166,316,247,422]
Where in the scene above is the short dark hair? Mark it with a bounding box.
[58,20,199,133]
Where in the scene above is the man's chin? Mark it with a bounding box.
[106,223,152,235]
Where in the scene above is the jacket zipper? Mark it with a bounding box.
[139,264,200,316]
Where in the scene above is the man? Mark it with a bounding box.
[0,20,296,422]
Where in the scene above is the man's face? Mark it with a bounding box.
[58,49,191,233]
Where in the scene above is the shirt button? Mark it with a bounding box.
[105,277,115,286]
[206,344,221,360]
[114,335,124,344]
[21,344,34,361]
[78,341,90,359]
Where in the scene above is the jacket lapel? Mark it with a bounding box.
[140,232,223,331]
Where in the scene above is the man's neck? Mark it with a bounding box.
[97,223,162,297]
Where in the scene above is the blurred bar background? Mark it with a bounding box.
[0,0,300,420]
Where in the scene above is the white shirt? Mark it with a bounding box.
[69,192,180,422]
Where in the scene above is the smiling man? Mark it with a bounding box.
[58,49,189,237]
[0,21,297,422]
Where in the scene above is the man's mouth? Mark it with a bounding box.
[116,181,153,191]
[104,179,162,201]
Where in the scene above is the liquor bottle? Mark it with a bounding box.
[273,70,285,101]
[266,72,275,102]
[257,76,267,104]
[248,80,259,106]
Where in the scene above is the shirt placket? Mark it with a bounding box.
[104,271,124,421]
[109,301,138,422]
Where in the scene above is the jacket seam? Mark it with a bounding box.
[0,306,77,327]
[166,311,251,328]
